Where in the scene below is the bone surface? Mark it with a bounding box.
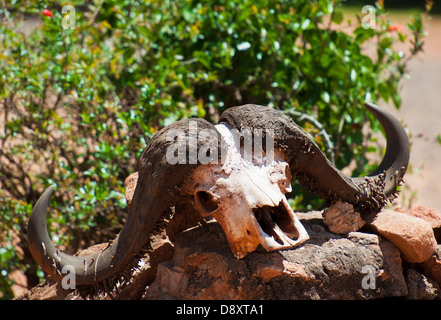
[191,123,309,258]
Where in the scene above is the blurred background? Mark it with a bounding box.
[0,0,439,298]
[345,1,441,211]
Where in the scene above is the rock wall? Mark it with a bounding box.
[147,213,408,299]
[19,206,441,300]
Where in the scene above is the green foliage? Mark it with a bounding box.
[0,0,429,297]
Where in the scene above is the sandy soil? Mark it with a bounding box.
[383,16,441,210]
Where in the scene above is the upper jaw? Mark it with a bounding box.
[250,198,309,252]
[213,197,309,259]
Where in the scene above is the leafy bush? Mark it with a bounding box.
[0,0,430,298]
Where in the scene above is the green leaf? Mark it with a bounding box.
[301,19,310,30]
[354,27,375,43]
[378,82,390,102]
[391,92,402,109]
[332,11,344,25]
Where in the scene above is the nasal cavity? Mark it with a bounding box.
[195,191,219,215]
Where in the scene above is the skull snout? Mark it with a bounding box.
[190,123,309,258]
[194,183,309,258]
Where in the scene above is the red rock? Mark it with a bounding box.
[146,218,409,299]
[367,210,437,263]
[404,206,441,229]
[249,252,310,282]
[393,206,407,213]
[322,201,365,234]
[250,253,284,282]
[19,213,413,300]
[406,269,440,300]
[420,246,441,287]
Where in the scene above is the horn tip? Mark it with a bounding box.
[363,101,379,111]
[32,185,55,214]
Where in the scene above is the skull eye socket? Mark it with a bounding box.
[195,191,219,216]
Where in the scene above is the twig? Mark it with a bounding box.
[88,0,104,26]
[0,0,11,23]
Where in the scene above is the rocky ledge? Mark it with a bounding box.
[146,207,441,300]
[19,205,441,300]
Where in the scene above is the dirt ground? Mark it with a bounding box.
[384,15,441,210]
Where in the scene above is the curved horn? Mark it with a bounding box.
[362,102,410,194]
[218,103,410,211]
[27,118,223,285]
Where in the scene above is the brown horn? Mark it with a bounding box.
[27,118,223,285]
[218,103,410,211]
[361,102,410,195]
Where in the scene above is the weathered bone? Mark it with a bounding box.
[27,103,409,288]
[190,123,309,258]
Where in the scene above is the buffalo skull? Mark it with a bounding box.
[190,123,309,258]
[27,103,409,286]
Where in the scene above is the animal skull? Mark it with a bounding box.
[191,124,309,258]
[27,103,409,286]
